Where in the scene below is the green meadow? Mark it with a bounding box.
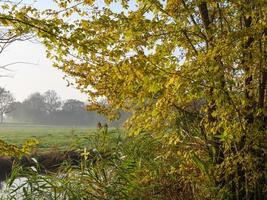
[0,123,96,151]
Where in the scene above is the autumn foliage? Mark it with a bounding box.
[0,0,266,199]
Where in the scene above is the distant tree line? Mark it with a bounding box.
[1,88,129,126]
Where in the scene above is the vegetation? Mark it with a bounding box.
[0,0,266,199]
[0,124,95,151]
[2,128,191,200]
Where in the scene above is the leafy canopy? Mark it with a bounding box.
[0,0,266,198]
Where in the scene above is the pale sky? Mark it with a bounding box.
[0,40,88,102]
[0,0,83,102]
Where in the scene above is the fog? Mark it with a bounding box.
[1,89,129,127]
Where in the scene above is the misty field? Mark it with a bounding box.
[0,123,96,151]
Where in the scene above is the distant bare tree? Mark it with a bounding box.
[0,87,14,123]
[23,92,46,112]
[43,90,61,114]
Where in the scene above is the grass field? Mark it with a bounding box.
[0,123,97,151]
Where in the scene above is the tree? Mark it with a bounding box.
[6,101,25,122]
[43,90,61,114]
[0,87,14,123]
[62,99,85,112]
[60,99,90,125]
[24,92,46,112]
[1,0,266,199]
[23,92,47,122]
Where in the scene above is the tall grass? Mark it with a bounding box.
[2,128,195,200]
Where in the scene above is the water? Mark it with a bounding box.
[0,174,69,200]
[0,178,28,200]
